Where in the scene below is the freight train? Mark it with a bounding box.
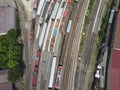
[48,19,72,89]
[32,49,41,86]
[92,5,115,90]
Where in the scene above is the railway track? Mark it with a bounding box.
[60,0,85,90]
[76,0,107,90]
[76,0,100,89]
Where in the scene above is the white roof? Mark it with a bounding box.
[51,2,60,20]
[66,20,72,33]
[38,23,47,48]
[95,74,100,79]
[97,65,102,69]
[48,57,57,88]
[56,8,63,19]
[96,70,100,74]
[36,0,45,16]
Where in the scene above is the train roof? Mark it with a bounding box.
[38,23,47,48]
[48,57,57,88]
[53,34,62,56]
[66,20,72,33]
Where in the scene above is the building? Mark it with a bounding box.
[0,69,13,90]
[109,9,120,90]
[0,5,16,35]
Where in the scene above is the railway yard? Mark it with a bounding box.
[15,0,117,90]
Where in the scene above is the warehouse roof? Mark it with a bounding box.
[110,49,120,90]
[0,69,13,90]
[0,5,16,35]
[113,9,120,49]
[110,9,120,90]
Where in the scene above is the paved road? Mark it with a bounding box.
[75,0,107,90]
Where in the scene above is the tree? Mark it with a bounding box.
[8,65,24,83]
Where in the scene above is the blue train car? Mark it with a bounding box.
[52,28,57,37]
[66,20,72,33]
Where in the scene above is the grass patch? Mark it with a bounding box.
[78,0,95,60]
[97,0,112,53]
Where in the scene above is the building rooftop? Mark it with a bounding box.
[0,69,13,90]
[113,10,120,49]
[0,6,16,35]
[0,0,16,8]
[110,9,120,90]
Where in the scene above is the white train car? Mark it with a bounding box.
[38,23,47,48]
[51,2,60,20]
[39,1,46,24]
[56,0,66,19]
[37,0,45,16]
[108,8,115,24]
[48,57,57,89]
[39,1,49,25]
[66,20,72,33]
[56,7,63,19]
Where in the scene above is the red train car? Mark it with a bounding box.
[35,60,40,67]
[54,66,63,89]
[32,76,37,86]
[34,66,38,72]
[33,0,38,9]
[67,0,72,4]
[36,49,41,57]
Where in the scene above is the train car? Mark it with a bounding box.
[48,57,57,89]
[53,34,62,56]
[108,8,115,24]
[36,0,45,16]
[34,66,38,72]
[55,19,60,28]
[63,10,68,17]
[32,76,37,86]
[32,72,37,86]
[51,2,60,20]
[39,1,49,25]
[36,49,41,57]
[31,19,36,30]
[74,0,79,2]
[52,28,57,37]
[46,2,55,23]
[35,60,40,66]
[61,0,66,8]
[33,0,38,9]
[30,19,36,43]
[38,22,47,48]
[46,0,51,2]
[67,0,72,4]
[57,8,63,20]
[54,66,63,89]
[66,20,72,33]
[32,9,36,19]
[39,1,46,24]
[56,0,66,19]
